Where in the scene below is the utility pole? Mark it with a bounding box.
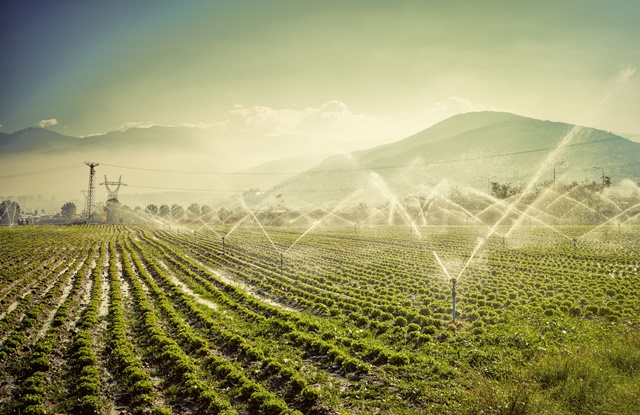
[554,161,565,183]
[85,162,99,221]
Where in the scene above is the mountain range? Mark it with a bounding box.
[0,126,333,172]
[2,111,639,209]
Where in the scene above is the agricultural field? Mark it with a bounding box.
[0,224,639,414]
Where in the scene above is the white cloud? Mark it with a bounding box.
[215,100,392,138]
[117,121,157,131]
[80,132,106,138]
[215,98,490,139]
[117,121,213,131]
[37,118,59,128]
[176,122,215,129]
[90,98,490,149]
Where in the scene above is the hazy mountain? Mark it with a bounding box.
[5,112,639,210]
[115,154,332,210]
[223,153,327,189]
[0,126,331,172]
[617,132,640,143]
[0,125,337,205]
[274,111,640,206]
[0,127,80,153]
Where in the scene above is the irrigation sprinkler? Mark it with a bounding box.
[221,236,226,255]
[450,278,458,324]
[572,238,577,252]
[194,230,197,243]
[433,251,460,325]
[280,253,284,276]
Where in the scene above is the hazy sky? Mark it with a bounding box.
[2,0,640,143]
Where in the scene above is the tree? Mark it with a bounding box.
[201,205,214,221]
[490,182,524,199]
[159,204,170,217]
[275,194,286,210]
[104,199,123,223]
[355,202,368,221]
[187,203,201,219]
[0,200,21,225]
[61,202,77,221]
[146,204,159,216]
[171,204,185,220]
[218,207,230,223]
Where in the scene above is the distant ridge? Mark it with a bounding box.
[0,127,79,153]
[273,111,640,205]
[0,125,332,173]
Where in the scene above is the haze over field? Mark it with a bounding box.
[1,1,640,209]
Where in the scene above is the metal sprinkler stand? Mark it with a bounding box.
[221,237,226,255]
[280,253,284,276]
[450,278,458,324]
[572,238,577,252]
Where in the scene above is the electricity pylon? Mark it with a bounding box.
[100,175,127,203]
[85,162,99,221]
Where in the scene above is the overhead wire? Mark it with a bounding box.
[0,162,84,180]
[1,133,637,193]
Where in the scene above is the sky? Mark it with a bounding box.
[1,0,640,144]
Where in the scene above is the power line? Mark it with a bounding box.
[106,135,634,176]
[0,163,84,180]
[127,184,252,193]
[100,163,294,176]
[0,135,636,185]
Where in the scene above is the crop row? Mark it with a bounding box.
[9,241,99,414]
[137,230,382,372]
[65,240,106,413]
[124,233,319,413]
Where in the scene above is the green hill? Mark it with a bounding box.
[274,111,640,206]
